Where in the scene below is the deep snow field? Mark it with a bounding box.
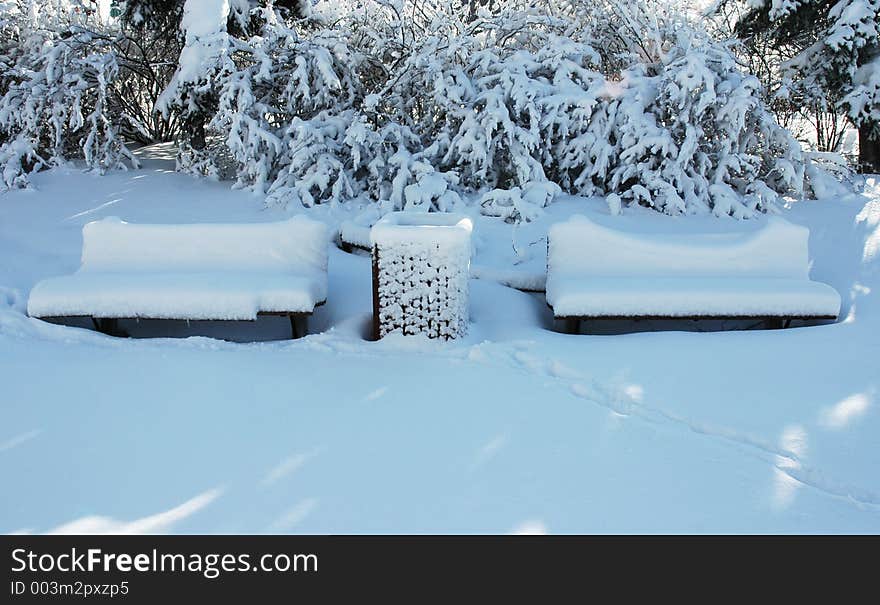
[1,149,879,534]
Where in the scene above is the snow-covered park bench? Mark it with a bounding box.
[27,217,328,338]
[546,215,841,333]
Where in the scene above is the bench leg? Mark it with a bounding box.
[289,314,308,339]
[557,317,579,334]
[94,317,125,337]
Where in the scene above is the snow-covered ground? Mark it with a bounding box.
[1,153,879,533]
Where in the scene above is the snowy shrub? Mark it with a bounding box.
[235,23,366,204]
[375,8,598,200]
[161,3,365,203]
[0,10,138,189]
[803,151,856,198]
[602,36,804,217]
[367,1,804,218]
[266,112,357,207]
[136,0,809,218]
[0,0,814,218]
[358,120,466,212]
[480,181,561,222]
[556,1,806,217]
[200,3,466,210]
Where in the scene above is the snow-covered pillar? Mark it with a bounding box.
[370,212,473,340]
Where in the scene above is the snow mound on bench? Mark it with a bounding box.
[546,215,841,318]
[549,277,841,318]
[27,216,328,320]
[339,220,372,250]
[27,273,324,320]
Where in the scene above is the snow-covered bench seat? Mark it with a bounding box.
[27,216,328,338]
[546,215,840,332]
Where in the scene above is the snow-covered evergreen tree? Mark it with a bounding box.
[735,0,880,171]
[153,0,235,177]
[597,27,804,216]
[0,0,138,189]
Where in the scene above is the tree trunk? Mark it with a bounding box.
[858,122,880,174]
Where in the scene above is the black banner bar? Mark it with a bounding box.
[2,535,876,602]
